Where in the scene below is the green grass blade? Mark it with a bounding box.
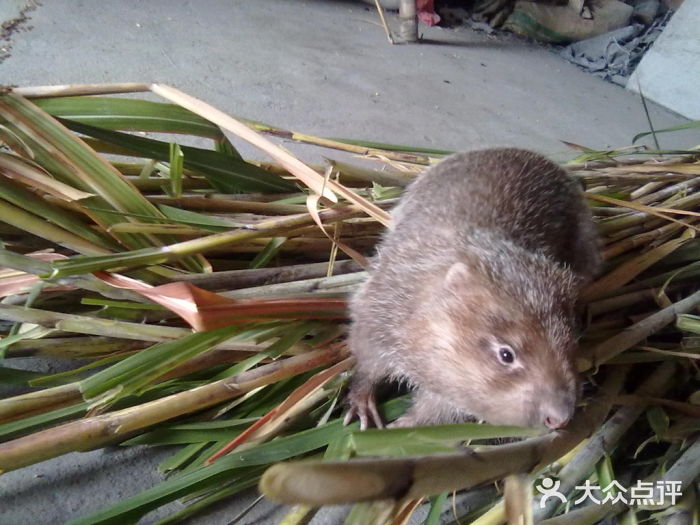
[158,442,210,473]
[0,174,115,251]
[59,118,296,194]
[677,314,700,335]
[0,93,206,271]
[168,142,184,197]
[158,204,239,231]
[632,120,700,144]
[152,471,263,525]
[425,493,448,525]
[212,322,315,380]
[69,398,409,525]
[0,402,88,442]
[0,198,111,256]
[327,137,453,155]
[350,422,541,457]
[249,237,287,269]
[0,366,45,385]
[68,420,349,525]
[79,325,242,404]
[125,418,258,446]
[214,134,243,159]
[32,96,223,138]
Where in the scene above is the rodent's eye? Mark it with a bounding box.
[497,345,515,365]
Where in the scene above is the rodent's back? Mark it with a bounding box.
[390,148,590,270]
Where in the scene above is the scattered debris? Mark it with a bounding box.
[434,0,679,90]
[503,0,634,43]
[560,13,673,85]
[0,1,39,64]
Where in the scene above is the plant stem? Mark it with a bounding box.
[0,345,345,472]
[533,362,675,519]
[259,367,627,505]
[175,260,363,290]
[0,383,82,424]
[582,290,700,368]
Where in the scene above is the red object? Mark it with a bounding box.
[417,0,440,26]
[95,272,347,331]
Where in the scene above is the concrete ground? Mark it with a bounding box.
[0,1,698,524]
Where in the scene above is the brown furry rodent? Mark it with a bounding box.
[345,148,601,430]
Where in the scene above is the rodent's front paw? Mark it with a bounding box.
[343,387,384,430]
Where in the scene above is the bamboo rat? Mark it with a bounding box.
[345,148,601,430]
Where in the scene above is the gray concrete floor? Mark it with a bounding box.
[1,1,698,524]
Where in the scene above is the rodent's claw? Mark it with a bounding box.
[344,390,384,430]
[367,400,384,429]
[342,407,357,427]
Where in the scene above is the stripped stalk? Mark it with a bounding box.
[582,290,700,368]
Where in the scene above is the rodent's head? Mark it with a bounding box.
[413,260,581,430]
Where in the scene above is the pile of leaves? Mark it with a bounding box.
[0,84,698,525]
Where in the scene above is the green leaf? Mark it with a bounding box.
[327,137,452,155]
[157,204,239,231]
[79,325,243,406]
[157,442,210,473]
[168,142,184,197]
[152,470,262,525]
[213,322,315,380]
[0,402,88,442]
[0,366,45,384]
[68,398,409,525]
[350,422,541,457]
[249,237,287,269]
[58,118,296,194]
[29,352,131,387]
[646,405,670,439]
[33,96,223,138]
[0,326,54,359]
[0,93,206,271]
[124,418,258,446]
[632,120,700,144]
[69,420,349,525]
[425,493,448,525]
[677,314,700,335]
[0,163,115,250]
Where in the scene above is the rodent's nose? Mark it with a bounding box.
[544,415,570,429]
[541,398,575,429]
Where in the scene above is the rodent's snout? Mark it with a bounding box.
[540,397,576,430]
[544,414,570,430]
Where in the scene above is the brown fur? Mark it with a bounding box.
[346,148,601,429]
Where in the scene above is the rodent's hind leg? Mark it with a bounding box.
[343,372,384,430]
[391,388,465,428]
